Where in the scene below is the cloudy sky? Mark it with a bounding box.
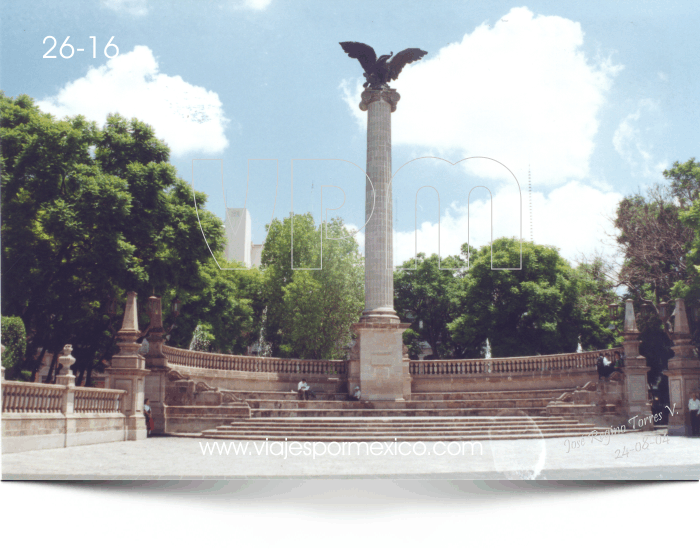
[2,0,698,268]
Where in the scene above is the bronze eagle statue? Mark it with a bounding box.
[339,42,427,89]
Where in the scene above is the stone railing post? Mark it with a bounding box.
[105,291,148,441]
[56,344,77,447]
[664,298,700,436]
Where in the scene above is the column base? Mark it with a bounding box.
[360,309,401,324]
[349,320,411,401]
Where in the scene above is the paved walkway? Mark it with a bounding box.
[3,430,699,479]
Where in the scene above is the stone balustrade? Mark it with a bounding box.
[163,345,347,376]
[73,387,124,413]
[2,381,64,413]
[2,379,130,453]
[409,348,622,376]
[2,380,126,414]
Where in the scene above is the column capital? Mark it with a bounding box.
[360,88,401,112]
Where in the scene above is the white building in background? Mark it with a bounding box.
[223,208,263,268]
[250,243,263,267]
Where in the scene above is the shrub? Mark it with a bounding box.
[1,316,27,379]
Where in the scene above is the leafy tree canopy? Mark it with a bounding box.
[260,213,363,360]
[0,92,258,382]
[449,238,617,358]
[394,252,468,359]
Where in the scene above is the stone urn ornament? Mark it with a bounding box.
[58,344,76,374]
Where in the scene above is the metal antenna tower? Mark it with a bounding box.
[528,165,533,243]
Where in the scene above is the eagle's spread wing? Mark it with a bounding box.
[387,48,428,81]
[339,42,377,74]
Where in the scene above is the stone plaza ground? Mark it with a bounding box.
[3,429,699,480]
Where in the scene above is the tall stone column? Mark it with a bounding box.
[664,299,700,436]
[360,87,400,321]
[106,291,148,441]
[347,88,411,402]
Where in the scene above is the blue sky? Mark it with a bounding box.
[2,0,698,267]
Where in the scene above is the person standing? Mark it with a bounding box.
[144,398,154,437]
[596,353,610,380]
[689,393,700,436]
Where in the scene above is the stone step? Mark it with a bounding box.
[227,416,580,430]
[251,408,550,418]
[233,391,349,401]
[215,419,592,429]
[409,389,574,401]
[230,389,575,402]
[196,430,599,442]
[205,426,595,436]
[191,414,609,441]
[246,399,554,410]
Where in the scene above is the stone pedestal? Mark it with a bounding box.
[350,320,411,401]
[621,300,653,430]
[55,345,79,446]
[664,299,700,436]
[106,291,147,441]
[143,296,168,434]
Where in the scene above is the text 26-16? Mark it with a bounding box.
[43,37,118,59]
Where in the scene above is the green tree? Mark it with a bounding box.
[449,238,616,358]
[572,256,624,351]
[0,93,257,382]
[1,316,27,379]
[260,214,363,359]
[611,160,700,390]
[394,252,468,359]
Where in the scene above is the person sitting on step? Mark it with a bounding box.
[608,351,626,380]
[596,353,611,381]
[298,379,310,400]
[349,385,361,401]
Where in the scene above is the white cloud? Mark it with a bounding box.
[342,7,621,186]
[37,46,229,157]
[613,99,667,177]
[383,181,622,267]
[345,223,365,252]
[101,0,148,17]
[228,0,272,10]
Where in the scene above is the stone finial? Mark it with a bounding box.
[59,344,76,369]
[146,296,163,329]
[57,344,76,386]
[118,291,140,342]
[673,298,691,336]
[623,299,638,333]
[115,292,144,358]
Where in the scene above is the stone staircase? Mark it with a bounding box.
[197,416,601,441]
[164,387,612,440]
[231,388,572,418]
